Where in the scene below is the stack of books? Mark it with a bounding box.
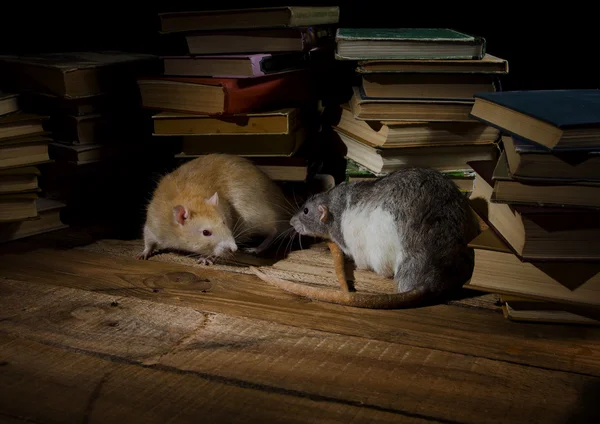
[331,28,508,193]
[0,52,161,226]
[137,6,340,183]
[0,91,67,242]
[466,89,600,325]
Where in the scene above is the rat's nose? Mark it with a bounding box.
[228,242,238,253]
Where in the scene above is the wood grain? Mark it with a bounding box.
[1,247,600,377]
[0,334,432,424]
[1,279,599,423]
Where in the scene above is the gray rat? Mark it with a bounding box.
[289,167,480,306]
[137,154,291,264]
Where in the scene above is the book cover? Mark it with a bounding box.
[473,89,600,129]
[162,52,315,78]
[335,28,486,60]
[138,70,316,115]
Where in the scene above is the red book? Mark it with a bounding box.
[136,69,316,115]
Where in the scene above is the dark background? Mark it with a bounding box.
[0,1,596,92]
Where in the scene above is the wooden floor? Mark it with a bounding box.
[1,226,600,423]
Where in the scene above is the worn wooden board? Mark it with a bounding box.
[0,334,431,424]
[1,246,600,377]
[1,279,599,423]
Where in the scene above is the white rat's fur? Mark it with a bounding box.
[137,154,290,264]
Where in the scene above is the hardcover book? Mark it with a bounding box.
[335,28,486,60]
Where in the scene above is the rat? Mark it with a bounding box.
[137,154,291,265]
[289,167,480,307]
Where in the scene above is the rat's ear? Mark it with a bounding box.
[206,192,219,206]
[173,205,189,225]
[318,205,329,223]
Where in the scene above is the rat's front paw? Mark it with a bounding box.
[136,252,149,260]
[197,257,214,266]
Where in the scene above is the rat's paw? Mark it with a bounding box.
[197,257,214,266]
[243,247,260,254]
[136,252,149,260]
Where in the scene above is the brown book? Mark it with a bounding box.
[137,70,316,115]
[492,150,600,209]
[469,159,600,261]
[0,51,159,99]
[0,192,38,222]
[0,112,49,141]
[465,226,600,310]
[0,197,67,243]
[47,142,142,164]
[158,6,340,33]
[178,127,306,157]
[336,129,498,174]
[349,86,476,122]
[500,295,600,325]
[0,136,51,169]
[334,104,499,148]
[152,108,301,136]
[503,135,600,182]
[356,54,509,74]
[185,27,334,55]
[361,73,497,100]
[0,92,19,116]
[0,166,40,194]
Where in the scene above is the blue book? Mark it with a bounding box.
[470,89,600,151]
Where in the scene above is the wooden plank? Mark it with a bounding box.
[1,279,599,424]
[1,247,600,376]
[0,334,427,424]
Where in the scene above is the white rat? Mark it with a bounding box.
[289,167,480,306]
[137,154,291,264]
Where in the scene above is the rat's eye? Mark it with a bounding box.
[303,208,309,214]
[203,230,212,236]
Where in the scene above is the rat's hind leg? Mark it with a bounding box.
[136,225,158,260]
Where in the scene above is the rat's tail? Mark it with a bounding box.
[250,266,428,309]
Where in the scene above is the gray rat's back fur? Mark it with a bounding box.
[291,167,479,302]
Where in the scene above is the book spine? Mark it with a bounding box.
[288,7,340,27]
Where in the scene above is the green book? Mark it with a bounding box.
[335,28,486,61]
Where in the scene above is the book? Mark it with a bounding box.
[185,27,334,55]
[0,197,68,243]
[335,28,486,60]
[0,166,40,194]
[334,104,499,148]
[355,54,509,74]
[0,136,51,169]
[152,108,301,136]
[465,226,600,310]
[492,150,600,209]
[178,127,306,157]
[361,73,498,100]
[48,142,142,164]
[137,70,315,115]
[350,86,476,121]
[0,192,38,222]
[336,129,497,174]
[158,6,340,33]
[0,51,159,99]
[344,158,475,192]
[469,159,600,261]
[503,135,600,182]
[470,89,600,150]
[500,295,600,325]
[0,112,49,141]
[0,92,19,116]
[162,52,314,78]
[176,156,309,182]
